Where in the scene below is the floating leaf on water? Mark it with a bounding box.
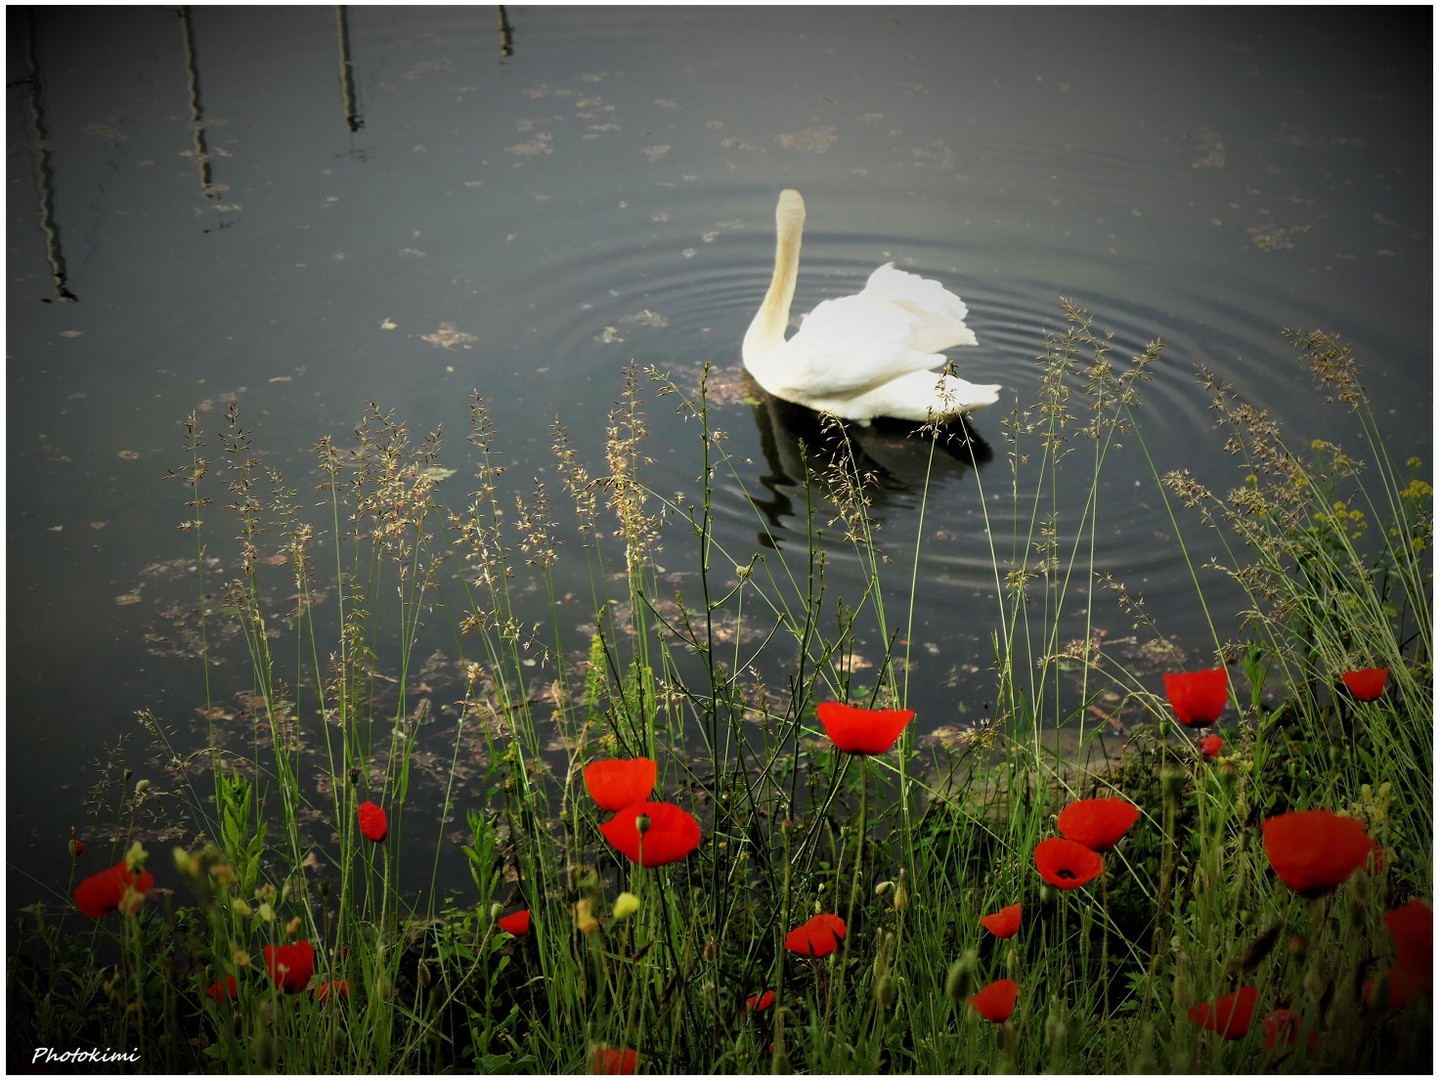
[777,126,838,153]
[421,323,477,350]
[115,587,144,606]
[381,318,398,330]
[61,330,83,338]
[117,449,142,460]
[621,309,668,327]
[267,376,292,383]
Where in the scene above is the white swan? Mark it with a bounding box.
[742,189,1001,424]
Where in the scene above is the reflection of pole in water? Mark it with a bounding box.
[177,6,238,232]
[496,6,514,57]
[177,7,216,199]
[19,9,78,303]
[334,6,363,133]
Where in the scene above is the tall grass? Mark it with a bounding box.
[9,311,1430,1073]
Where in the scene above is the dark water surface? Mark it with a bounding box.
[7,7,1430,911]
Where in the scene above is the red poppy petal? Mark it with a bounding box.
[784,913,846,957]
[1188,986,1259,1039]
[967,978,1018,1023]
[1057,798,1140,852]
[815,701,914,755]
[1341,667,1389,701]
[357,800,389,842]
[1261,809,1379,897]
[598,802,701,866]
[583,758,658,812]
[589,1045,639,1074]
[1164,668,1229,726]
[74,861,153,918]
[1033,837,1104,889]
[979,903,1022,939]
[262,941,316,994]
[1385,899,1433,977]
[498,909,532,936]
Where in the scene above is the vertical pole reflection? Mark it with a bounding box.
[19,9,79,303]
[496,5,514,58]
[335,6,363,133]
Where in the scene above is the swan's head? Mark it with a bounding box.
[777,189,805,233]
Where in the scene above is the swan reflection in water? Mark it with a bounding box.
[742,373,993,550]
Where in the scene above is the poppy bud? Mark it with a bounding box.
[1161,766,1185,804]
[1045,999,1068,1050]
[489,902,505,923]
[68,829,83,858]
[945,950,977,1002]
[232,899,254,918]
[258,902,274,924]
[252,1027,277,1071]
[634,813,651,835]
[874,880,894,896]
[875,973,899,1007]
[124,841,147,873]
[417,959,432,988]
[135,779,152,797]
[1216,758,1239,789]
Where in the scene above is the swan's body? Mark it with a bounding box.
[742,189,1001,423]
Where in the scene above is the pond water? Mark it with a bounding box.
[7,7,1430,913]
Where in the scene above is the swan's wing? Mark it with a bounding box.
[783,295,944,395]
[859,264,978,353]
[803,369,1002,423]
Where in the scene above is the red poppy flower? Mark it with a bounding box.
[1365,964,1431,1012]
[1033,837,1104,890]
[784,913,847,958]
[746,989,775,1011]
[1262,1007,1301,1050]
[583,758,658,812]
[979,902,1022,939]
[1384,898,1432,976]
[313,980,350,1003]
[204,975,238,1002]
[1057,797,1140,852]
[263,941,315,994]
[1163,668,1229,727]
[1188,986,1258,1039]
[815,701,914,755]
[1261,809,1381,897]
[967,977,1018,1023]
[73,860,156,918]
[357,800,388,842]
[1341,667,1389,701]
[1200,733,1224,760]
[599,802,701,867]
[498,909,532,936]
[589,1045,639,1074]
[69,838,85,857]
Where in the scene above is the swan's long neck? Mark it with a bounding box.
[745,189,805,350]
